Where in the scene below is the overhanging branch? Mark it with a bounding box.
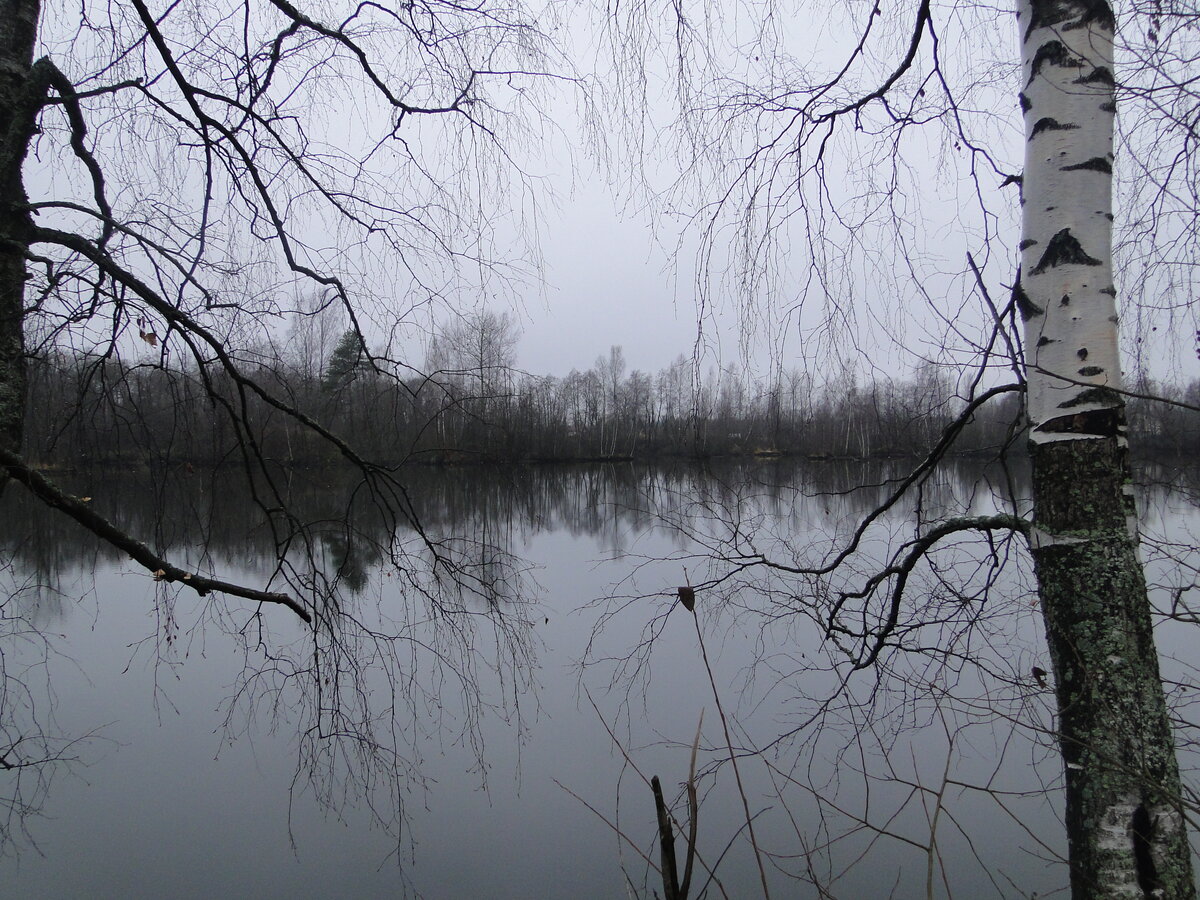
[0,447,311,622]
[852,513,1031,669]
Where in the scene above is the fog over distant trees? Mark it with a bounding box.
[22,299,1200,470]
[23,304,1200,470]
[17,333,994,467]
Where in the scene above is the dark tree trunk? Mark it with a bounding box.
[0,0,40,480]
[1032,438,1194,898]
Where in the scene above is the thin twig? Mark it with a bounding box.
[691,608,771,899]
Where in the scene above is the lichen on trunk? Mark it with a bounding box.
[1032,438,1193,898]
[1019,1,1195,896]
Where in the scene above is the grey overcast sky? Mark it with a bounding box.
[72,0,1198,388]
[518,180,699,376]
[465,8,1012,387]
[487,2,1200,390]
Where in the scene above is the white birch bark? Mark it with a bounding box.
[1019,0,1121,440]
[1018,4,1195,897]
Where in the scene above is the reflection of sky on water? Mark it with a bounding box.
[2,461,1198,897]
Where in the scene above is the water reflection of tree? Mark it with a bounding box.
[17,455,1197,882]
[581,453,1200,897]
[0,460,1028,585]
[0,460,543,855]
[0,0,567,861]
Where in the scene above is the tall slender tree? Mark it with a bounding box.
[594,1,1200,895]
[1019,1,1192,894]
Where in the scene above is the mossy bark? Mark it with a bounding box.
[1019,0,1195,894]
[1032,437,1194,898]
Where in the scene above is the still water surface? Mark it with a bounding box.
[2,460,1198,898]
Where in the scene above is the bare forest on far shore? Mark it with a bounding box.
[23,325,1198,468]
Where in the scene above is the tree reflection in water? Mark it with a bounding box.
[1,459,1198,897]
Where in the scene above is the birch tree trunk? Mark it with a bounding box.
[1019,1,1195,895]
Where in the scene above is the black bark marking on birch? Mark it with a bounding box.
[1030,41,1082,83]
[1100,101,1116,113]
[1078,365,1104,376]
[1078,0,1116,30]
[1037,406,1118,435]
[1061,294,1071,306]
[1025,0,1114,41]
[1038,335,1057,346]
[1032,117,1079,137]
[1013,277,1044,320]
[1101,284,1117,295]
[1031,228,1102,274]
[1019,92,1032,113]
[1078,347,1088,359]
[1061,156,1113,173]
[1074,65,1115,86]
[1132,802,1160,898]
[1057,385,1121,410]
[1020,238,1038,250]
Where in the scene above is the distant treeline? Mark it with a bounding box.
[20,338,1197,467]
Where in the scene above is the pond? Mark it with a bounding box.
[2,459,1198,898]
